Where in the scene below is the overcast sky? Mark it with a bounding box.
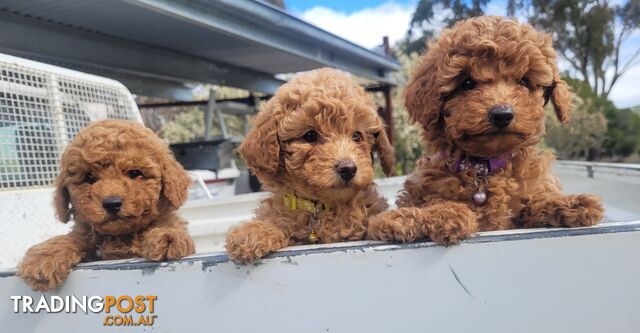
[286,0,640,108]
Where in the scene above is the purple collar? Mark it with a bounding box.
[449,153,511,176]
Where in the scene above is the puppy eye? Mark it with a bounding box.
[127,170,144,179]
[461,78,475,91]
[352,131,363,143]
[84,173,98,184]
[302,130,318,143]
[518,78,530,87]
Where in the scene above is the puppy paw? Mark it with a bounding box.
[142,228,195,261]
[551,194,604,227]
[422,202,478,245]
[225,221,288,264]
[17,252,79,292]
[367,209,424,242]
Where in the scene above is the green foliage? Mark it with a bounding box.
[157,85,254,144]
[160,108,205,144]
[559,77,640,160]
[544,84,608,160]
[403,0,438,54]
[526,0,640,98]
[602,107,640,159]
[390,52,424,174]
[403,0,489,54]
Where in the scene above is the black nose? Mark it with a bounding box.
[102,196,123,214]
[336,160,357,181]
[489,105,514,129]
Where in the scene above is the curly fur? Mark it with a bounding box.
[226,68,395,263]
[17,120,195,291]
[368,16,604,244]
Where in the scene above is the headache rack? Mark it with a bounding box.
[0,53,142,269]
[0,53,141,191]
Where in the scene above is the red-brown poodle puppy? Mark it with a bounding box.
[225,68,395,263]
[18,120,195,291]
[368,16,604,244]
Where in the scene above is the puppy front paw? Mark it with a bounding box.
[422,202,478,245]
[142,228,195,261]
[225,221,288,264]
[367,209,425,242]
[553,194,604,227]
[17,252,79,292]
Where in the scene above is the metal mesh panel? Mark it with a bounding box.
[59,77,134,139]
[0,57,139,190]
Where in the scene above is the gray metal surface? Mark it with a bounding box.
[4,162,640,269]
[554,164,640,221]
[1,221,639,332]
[0,0,400,96]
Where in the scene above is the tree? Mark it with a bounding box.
[403,0,489,54]
[522,0,640,99]
[389,52,425,174]
[602,107,640,159]
[545,78,608,160]
[559,77,640,160]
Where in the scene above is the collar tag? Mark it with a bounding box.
[283,193,329,214]
[450,153,511,175]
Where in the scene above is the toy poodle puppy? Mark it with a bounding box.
[225,68,395,263]
[18,120,195,291]
[368,16,604,244]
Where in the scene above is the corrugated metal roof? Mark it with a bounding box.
[0,0,399,94]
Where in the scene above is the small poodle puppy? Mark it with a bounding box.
[368,16,604,244]
[225,68,395,263]
[18,120,195,291]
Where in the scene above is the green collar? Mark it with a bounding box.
[283,193,331,214]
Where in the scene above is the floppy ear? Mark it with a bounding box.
[53,171,71,223]
[542,36,573,123]
[238,99,281,179]
[404,49,443,143]
[161,151,191,209]
[372,126,396,176]
[548,76,573,123]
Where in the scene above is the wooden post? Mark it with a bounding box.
[382,85,394,145]
[382,36,394,145]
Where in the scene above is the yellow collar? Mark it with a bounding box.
[283,193,331,214]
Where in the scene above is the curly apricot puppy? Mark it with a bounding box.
[368,16,604,244]
[225,68,395,263]
[18,120,195,291]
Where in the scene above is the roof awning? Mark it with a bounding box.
[0,0,400,99]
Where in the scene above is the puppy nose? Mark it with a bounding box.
[102,196,123,214]
[335,160,357,181]
[489,105,514,129]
